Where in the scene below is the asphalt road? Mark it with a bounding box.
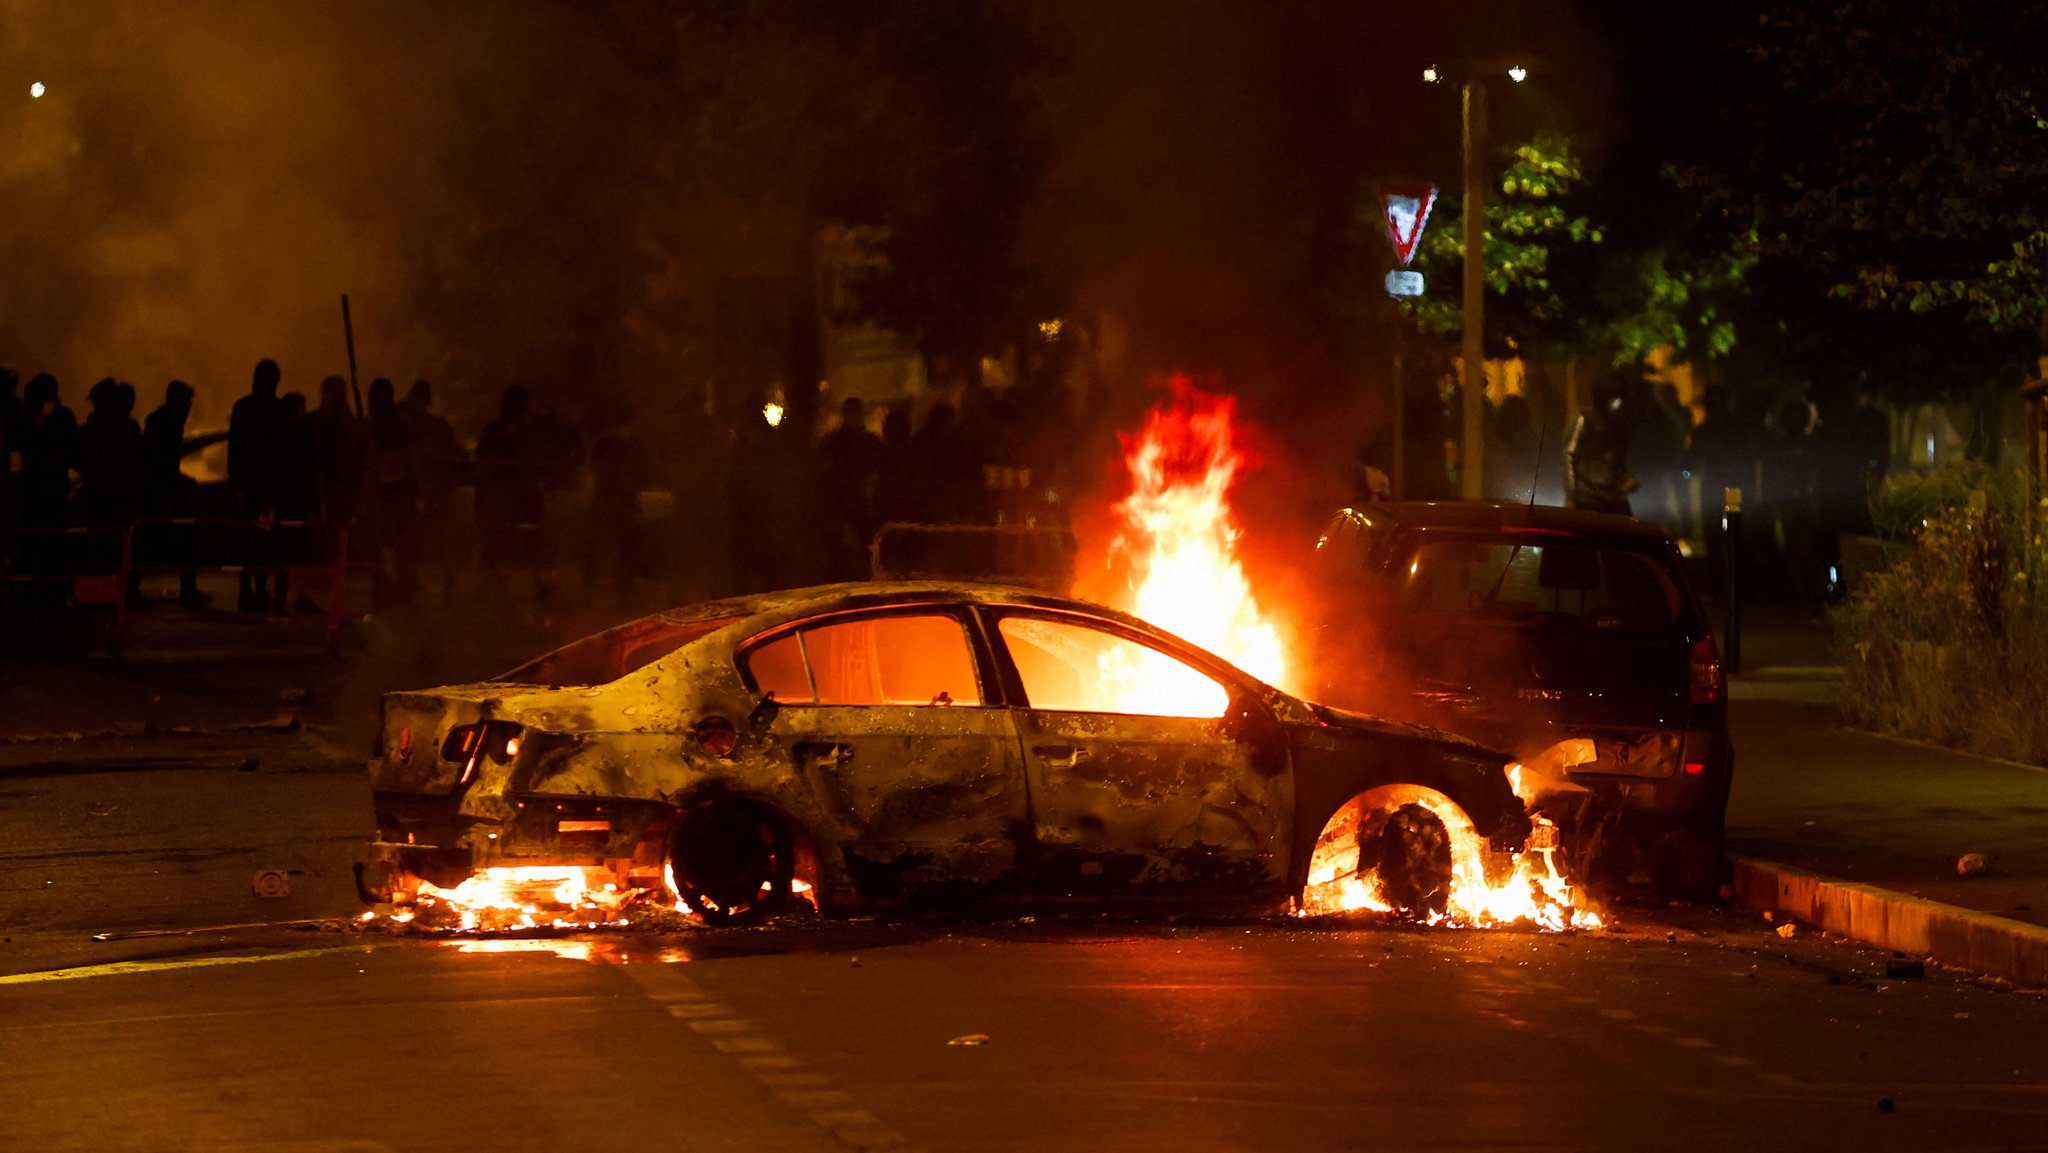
[5,615,2046,1151]
[3,913,2043,1153]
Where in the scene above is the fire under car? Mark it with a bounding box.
[1311,501,1732,900]
[361,582,1533,923]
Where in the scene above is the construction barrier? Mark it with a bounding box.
[1,517,350,650]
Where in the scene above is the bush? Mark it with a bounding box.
[1835,466,2048,765]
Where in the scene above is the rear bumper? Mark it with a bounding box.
[362,789,676,899]
[1552,730,1731,826]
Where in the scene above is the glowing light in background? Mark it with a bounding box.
[1507,65,1528,83]
[1421,66,1441,84]
[762,401,785,427]
[29,82,45,99]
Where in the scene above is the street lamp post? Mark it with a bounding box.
[1460,74,1487,500]
[1429,60,1527,500]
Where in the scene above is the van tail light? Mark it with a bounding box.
[1688,636,1725,705]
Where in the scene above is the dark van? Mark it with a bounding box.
[1311,501,1730,898]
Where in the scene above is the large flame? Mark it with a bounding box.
[1093,378,1600,932]
[1098,378,1287,692]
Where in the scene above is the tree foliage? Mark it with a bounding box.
[1400,131,1603,356]
[1700,0,2048,333]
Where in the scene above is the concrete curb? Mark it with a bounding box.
[1729,854,2048,989]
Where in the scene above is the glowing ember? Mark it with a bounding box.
[1093,378,1287,708]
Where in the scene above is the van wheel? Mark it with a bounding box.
[668,802,795,925]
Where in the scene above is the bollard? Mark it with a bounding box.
[1722,486,1743,674]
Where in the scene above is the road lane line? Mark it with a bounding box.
[689,1018,756,1034]
[0,945,373,985]
[666,1001,734,1019]
[621,962,911,1149]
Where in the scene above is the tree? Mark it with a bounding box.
[1701,0,2048,337]
[1399,132,1605,360]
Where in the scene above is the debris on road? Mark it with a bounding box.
[947,1034,991,1047]
[1775,922,1797,939]
[1957,853,1989,876]
[251,869,292,898]
[1885,957,1926,979]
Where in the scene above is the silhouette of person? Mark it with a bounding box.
[0,366,18,530]
[141,380,207,606]
[818,397,884,580]
[875,402,917,526]
[309,376,363,525]
[476,385,550,601]
[18,373,76,531]
[399,379,467,604]
[228,360,287,610]
[587,403,650,603]
[1565,377,1638,516]
[364,377,418,607]
[908,402,976,523]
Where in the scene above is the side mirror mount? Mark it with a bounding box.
[748,692,781,734]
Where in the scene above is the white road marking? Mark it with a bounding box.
[0,945,373,985]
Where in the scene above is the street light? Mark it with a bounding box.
[28,81,44,99]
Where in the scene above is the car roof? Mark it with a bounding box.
[643,580,1161,635]
[1326,501,1674,544]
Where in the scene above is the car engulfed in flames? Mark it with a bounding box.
[361,380,1607,933]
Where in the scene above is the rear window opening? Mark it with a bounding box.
[1400,538,1683,633]
[498,616,738,687]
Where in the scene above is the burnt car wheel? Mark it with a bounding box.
[669,802,796,925]
[1367,803,1456,918]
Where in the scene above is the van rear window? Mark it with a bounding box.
[1397,538,1681,632]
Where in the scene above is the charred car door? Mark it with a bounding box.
[984,609,1291,896]
[738,607,1030,896]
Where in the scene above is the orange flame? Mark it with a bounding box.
[410,866,636,931]
[1098,378,1287,690]
[1093,379,1600,932]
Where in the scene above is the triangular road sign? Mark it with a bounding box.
[1381,185,1438,268]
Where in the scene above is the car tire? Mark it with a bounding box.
[1651,823,1724,904]
[668,802,796,926]
[1368,803,1455,918]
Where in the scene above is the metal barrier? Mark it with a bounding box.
[0,524,133,610]
[869,522,1077,593]
[1,517,350,650]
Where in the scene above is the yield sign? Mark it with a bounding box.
[1381,185,1438,268]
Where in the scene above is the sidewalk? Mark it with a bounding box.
[1723,608,2048,983]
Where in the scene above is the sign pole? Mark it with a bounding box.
[1378,184,1435,503]
[1392,321,1406,500]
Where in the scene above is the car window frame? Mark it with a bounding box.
[977,605,1251,720]
[735,604,1001,708]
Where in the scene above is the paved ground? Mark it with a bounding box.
[1722,609,2048,931]
[5,593,2048,1150]
[3,913,2042,1153]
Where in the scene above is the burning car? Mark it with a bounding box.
[361,581,1542,925]
[1312,502,1731,900]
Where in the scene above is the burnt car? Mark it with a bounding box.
[362,582,1530,923]
[1311,502,1731,899]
